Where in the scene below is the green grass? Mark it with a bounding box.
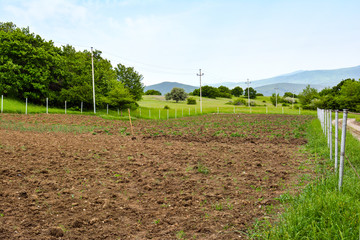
[249,118,360,239]
[0,95,316,120]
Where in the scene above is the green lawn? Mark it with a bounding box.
[1,95,358,121]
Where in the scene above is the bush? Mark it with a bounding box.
[256,93,264,96]
[233,98,247,106]
[164,105,170,109]
[144,89,161,95]
[187,97,196,105]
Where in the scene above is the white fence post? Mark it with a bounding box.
[339,109,348,192]
[139,108,141,117]
[167,109,169,119]
[107,104,109,115]
[159,109,161,119]
[335,110,339,172]
[1,95,3,113]
[175,109,177,119]
[25,98,28,114]
[46,98,48,114]
[81,102,83,114]
[329,110,332,160]
[266,106,268,114]
[65,101,67,114]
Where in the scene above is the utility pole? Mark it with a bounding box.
[275,87,279,107]
[91,47,96,114]
[197,69,204,113]
[245,79,251,107]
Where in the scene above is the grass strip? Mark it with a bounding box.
[249,118,360,239]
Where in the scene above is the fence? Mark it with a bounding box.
[317,108,360,191]
[0,95,306,120]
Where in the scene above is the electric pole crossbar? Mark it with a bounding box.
[197,69,204,113]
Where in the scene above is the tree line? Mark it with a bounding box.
[0,22,144,110]
[298,79,360,112]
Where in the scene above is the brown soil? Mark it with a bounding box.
[0,113,314,239]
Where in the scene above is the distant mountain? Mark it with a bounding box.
[145,65,360,96]
[144,81,197,95]
[212,65,360,90]
[254,83,324,96]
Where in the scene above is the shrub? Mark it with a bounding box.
[164,105,170,109]
[233,98,247,106]
[187,97,196,105]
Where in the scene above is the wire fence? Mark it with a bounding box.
[0,95,305,119]
[317,108,360,191]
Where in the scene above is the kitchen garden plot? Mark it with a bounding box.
[0,113,314,239]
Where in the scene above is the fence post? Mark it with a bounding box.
[339,109,348,192]
[217,107,219,114]
[65,101,67,114]
[335,110,339,172]
[117,109,119,115]
[266,106,268,114]
[250,107,252,113]
[107,104,109,115]
[1,95,3,113]
[159,109,161,119]
[167,109,169,120]
[46,98,48,114]
[149,109,151,118]
[282,107,284,114]
[329,110,332,160]
[189,108,190,116]
[327,110,330,147]
[139,108,141,117]
[25,98,28,114]
[233,106,235,114]
[299,107,301,115]
[182,108,184,117]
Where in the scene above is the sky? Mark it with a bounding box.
[1,0,360,86]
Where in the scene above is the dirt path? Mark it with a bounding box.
[334,118,360,141]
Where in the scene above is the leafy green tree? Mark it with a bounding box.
[165,88,188,102]
[270,93,283,106]
[145,89,161,95]
[283,92,297,98]
[244,87,257,99]
[298,85,319,110]
[101,80,137,110]
[231,86,243,97]
[201,86,220,98]
[115,63,144,101]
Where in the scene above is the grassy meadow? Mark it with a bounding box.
[1,95,360,122]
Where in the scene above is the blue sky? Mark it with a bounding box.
[1,0,360,86]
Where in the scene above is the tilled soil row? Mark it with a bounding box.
[0,114,314,239]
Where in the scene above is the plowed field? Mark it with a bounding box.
[0,113,314,239]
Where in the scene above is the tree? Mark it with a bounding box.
[270,93,282,106]
[244,87,257,99]
[165,88,188,102]
[231,86,243,97]
[298,85,319,110]
[101,80,137,110]
[201,86,220,98]
[283,92,297,98]
[115,63,144,101]
[145,89,161,95]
